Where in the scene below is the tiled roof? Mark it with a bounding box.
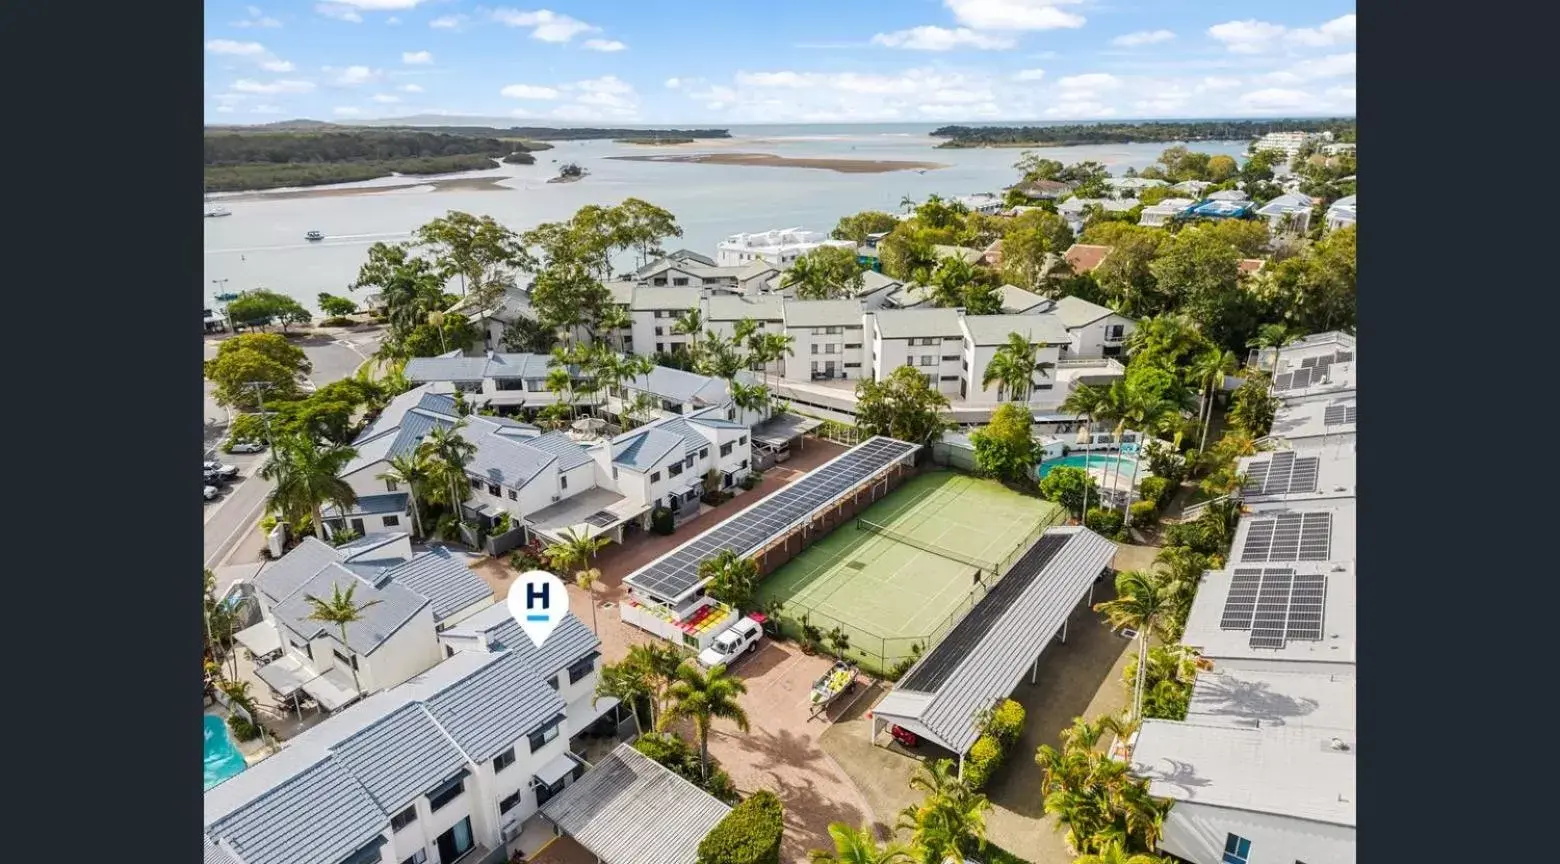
[271,563,430,655]
[1062,244,1112,274]
[377,547,492,622]
[872,307,963,339]
[424,650,567,761]
[612,427,689,470]
[961,313,1070,346]
[207,758,386,864]
[328,703,469,811]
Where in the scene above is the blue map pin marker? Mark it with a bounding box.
[508,569,567,647]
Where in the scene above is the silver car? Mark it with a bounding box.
[204,485,219,501]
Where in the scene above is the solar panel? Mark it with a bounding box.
[1334,350,1353,362]
[1219,569,1263,629]
[1244,451,1320,496]
[584,511,618,528]
[1279,367,1314,390]
[1286,574,1327,641]
[1240,512,1334,563]
[624,437,918,599]
[898,533,1072,692]
[1219,567,1327,649]
[1248,569,1293,649]
[1323,404,1357,426]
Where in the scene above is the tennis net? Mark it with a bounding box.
[856,518,997,572]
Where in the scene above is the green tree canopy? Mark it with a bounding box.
[854,366,953,447]
[1039,465,1097,518]
[316,293,358,318]
[697,790,784,864]
[203,333,312,409]
[971,403,1042,485]
[831,210,901,244]
[783,245,867,300]
[228,289,311,331]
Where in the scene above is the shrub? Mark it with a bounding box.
[963,733,1004,790]
[633,732,741,804]
[227,714,260,742]
[1084,507,1123,536]
[259,515,278,533]
[319,316,355,328]
[740,472,761,491]
[987,698,1026,745]
[1128,499,1158,529]
[650,506,675,535]
[1138,475,1171,508]
[696,790,784,864]
[509,549,545,572]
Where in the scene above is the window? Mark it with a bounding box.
[332,648,359,670]
[651,471,661,483]
[668,462,683,478]
[391,806,417,832]
[508,489,518,500]
[811,327,824,336]
[825,344,838,354]
[340,843,386,864]
[844,343,861,349]
[826,326,842,335]
[383,515,400,527]
[567,655,596,684]
[739,435,747,445]
[739,459,748,470]
[1106,324,1125,340]
[844,362,861,368]
[810,344,819,354]
[469,478,482,490]
[1222,834,1252,864]
[499,791,522,814]
[487,483,500,496]
[528,720,560,753]
[811,361,820,373]
[427,774,465,811]
[402,851,427,864]
[920,355,934,366]
[720,442,733,456]
[655,326,664,336]
[672,277,689,286]
[385,479,398,492]
[560,475,568,490]
[941,354,959,361]
[905,355,913,367]
[685,455,695,468]
[699,448,709,460]
[940,375,959,381]
[494,747,516,772]
[656,343,665,353]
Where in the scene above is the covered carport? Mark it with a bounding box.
[751,412,823,466]
[867,526,1118,777]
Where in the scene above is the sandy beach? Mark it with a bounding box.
[217,175,514,202]
[607,151,949,174]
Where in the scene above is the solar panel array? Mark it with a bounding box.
[625,437,918,599]
[1219,567,1326,649]
[1273,367,1313,391]
[898,533,1071,693]
[584,511,618,528]
[1244,451,1320,496]
[1323,404,1357,426]
[1241,512,1333,562]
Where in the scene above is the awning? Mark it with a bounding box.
[752,413,822,448]
[566,693,620,734]
[234,621,282,657]
[533,751,580,788]
[254,654,311,698]
[301,672,360,712]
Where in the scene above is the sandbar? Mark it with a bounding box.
[607,152,948,174]
[218,175,513,202]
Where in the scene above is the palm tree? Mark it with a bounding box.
[1073,840,1166,864]
[1189,349,1236,454]
[259,434,360,541]
[758,331,796,388]
[1094,571,1173,722]
[544,527,610,631]
[1117,392,1182,514]
[729,380,772,420]
[377,452,432,538]
[697,549,759,612]
[1037,715,1163,856]
[896,759,991,864]
[596,654,653,736]
[983,331,1054,402]
[809,823,913,864]
[599,304,633,353]
[1247,322,1299,379]
[659,659,751,779]
[303,582,383,695]
[1151,546,1208,623]
[1061,383,1111,518]
[545,366,575,423]
[782,253,834,300]
[1095,381,1133,510]
[629,641,687,727]
[419,420,476,521]
[672,307,704,359]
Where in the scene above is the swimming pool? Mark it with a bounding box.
[1037,453,1143,478]
[204,714,246,790]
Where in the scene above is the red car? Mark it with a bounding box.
[890,725,920,748]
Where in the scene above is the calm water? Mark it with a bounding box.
[204,714,246,790]
[203,126,1248,312]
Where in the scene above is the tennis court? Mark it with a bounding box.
[756,471,1065,675]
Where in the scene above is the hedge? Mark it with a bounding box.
[1128,499,1158,529]
[651,506,675,535]
[988,698,1025,745]
[697,790,783,864]
[965,699,1026,790]
[1084,507,1124,536]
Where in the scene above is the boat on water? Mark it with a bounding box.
[305,230,325,241]
[213,292,240,302]
[205,207,232,218]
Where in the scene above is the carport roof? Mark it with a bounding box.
[871,527,1117,754]
[751,412,822,447]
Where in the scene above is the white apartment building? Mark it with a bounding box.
[1044,296,1134,359]
[631,285,703,357]
[1325,194,1357,231]
[205,610,615,864]
[1256,192,1317,236]
[958,313,1071,403]
[1138,197,1197,228]
[1104,176,1170,198]
[1252,130,1318,159]
[1057,198,1138,235]
[704,293,785,377]
[714,228,855,267]
[869,307,968,399]
[608,407,754,520]
[782,298,867,383]
[403,352,589,412]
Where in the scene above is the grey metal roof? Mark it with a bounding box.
[253,537,348,606]
[441,603,601,679]
[463,416,561,489]
[404,352,559,383]
[1049,296,1117,329]
[961,313,1070,346]
[872,528,1117,754]
[1186,667,1355,733]
[1257,192,1316,215]
[623,365,728,405]
[783,298,864,328]
[354,386,458,444]
[631,285,703,311]
[706,293,783,321]
[329,702,469,811]
[425,650,569,762]
[872,307,963,339]
[997,284,1047,313]
[859,270,902,295]
[322,492,408,518]
[525,431,594,471]
[203,838,239,864]
[378,547,493,622]
[611,426,689,470]
[541,744,731,864]
[271,563,431,655]
[207,757,386,864]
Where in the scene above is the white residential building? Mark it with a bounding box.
[631,285,703,357]
[1044,296,1134,359]
[607,407,754,520]
[958,313,1071,403]
[1256,192,1317,235]
[1252,130,1318,159]
[403,352,589,413]
[205,610,617,864]
[1325,194,1356,231]
[953,192,1005,214]
[1138,197,1197,228]
[869,307,968,400]
[704,293,786,377]
[1057,197,1137,235]
[782,298,867,383]
[1104,176,1170,198]
[714,228,855,267]
[236,533,494,714]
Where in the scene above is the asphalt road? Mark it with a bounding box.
[202,328,384,571]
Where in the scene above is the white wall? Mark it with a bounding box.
[787,324,865,382]
[1158,800,1355,864]
[359,606,441,692]
[342,459,395,500]
[632,308,696,357]
[1064,314,1135,359]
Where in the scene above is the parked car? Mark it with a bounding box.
[203,461,240,479]
[203,469,227,485]
[203,485,219,501]
[697,616,764,670]
[229,441,266,454]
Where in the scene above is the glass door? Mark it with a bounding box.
[435,817,473,862]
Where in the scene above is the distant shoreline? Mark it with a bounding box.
[608,152,948,174]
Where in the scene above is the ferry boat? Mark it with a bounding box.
[305,230,325,241]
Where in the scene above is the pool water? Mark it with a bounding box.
[204,714,247,790]
[1037,454,1142,478]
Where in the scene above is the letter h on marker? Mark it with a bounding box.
[525,582,549,621]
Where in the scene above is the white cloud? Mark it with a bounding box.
[232,79,316,94]
[205,40,268,56]
[401,83,424,93]
[583,39,626,52]
[1239,88,1316,110]
[1013,68,1046,81]
[233,7,282,28]
[1210,14,1356,54]
[664,78,684,89]
[500,83,561,100]
[216,105,235,113]
[327,0,426,8]
[944,0,1086,31]
[548,75,642,120]
[387,16,401,25]
[1287,52,1356,80]
[315,4,364,23]
[870,26,1016,51]
[371,93,401,103]
[1113,29,1175,47]
[429,14,466,29]
[260,59,295,72]
[334,106,365,116]
[491,9,597,42]
[1044,100,1115,119]
[402,50,434,64]
[332,65,381,85]
[1055,72,1122,92]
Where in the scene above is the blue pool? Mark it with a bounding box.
[1038,454,1142,478]
[204,714,247,790]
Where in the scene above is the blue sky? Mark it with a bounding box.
[204,1,1356,124]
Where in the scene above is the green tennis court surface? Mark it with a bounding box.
[756,471,1064,674]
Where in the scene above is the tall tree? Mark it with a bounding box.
[544,527,610,632]
[613,198,684,268]
[1188,349,1236,454]
[659,660,751,779]
[672,307,704,357]
[1094,571,1173,721]
[808,823,913,864]
[260,434,359,540]
[413,211,531,307]
[982,332,1054,402]
[698,550,759,612]
[419,419,477,519]
[203,333,313,409]
[303,582,382,694]
[831,211,901,244]
[971,403,1042,485]
[895,759,991,864]
[782,245,866,300]
[854,366,954,447]
[377,452,432,538]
